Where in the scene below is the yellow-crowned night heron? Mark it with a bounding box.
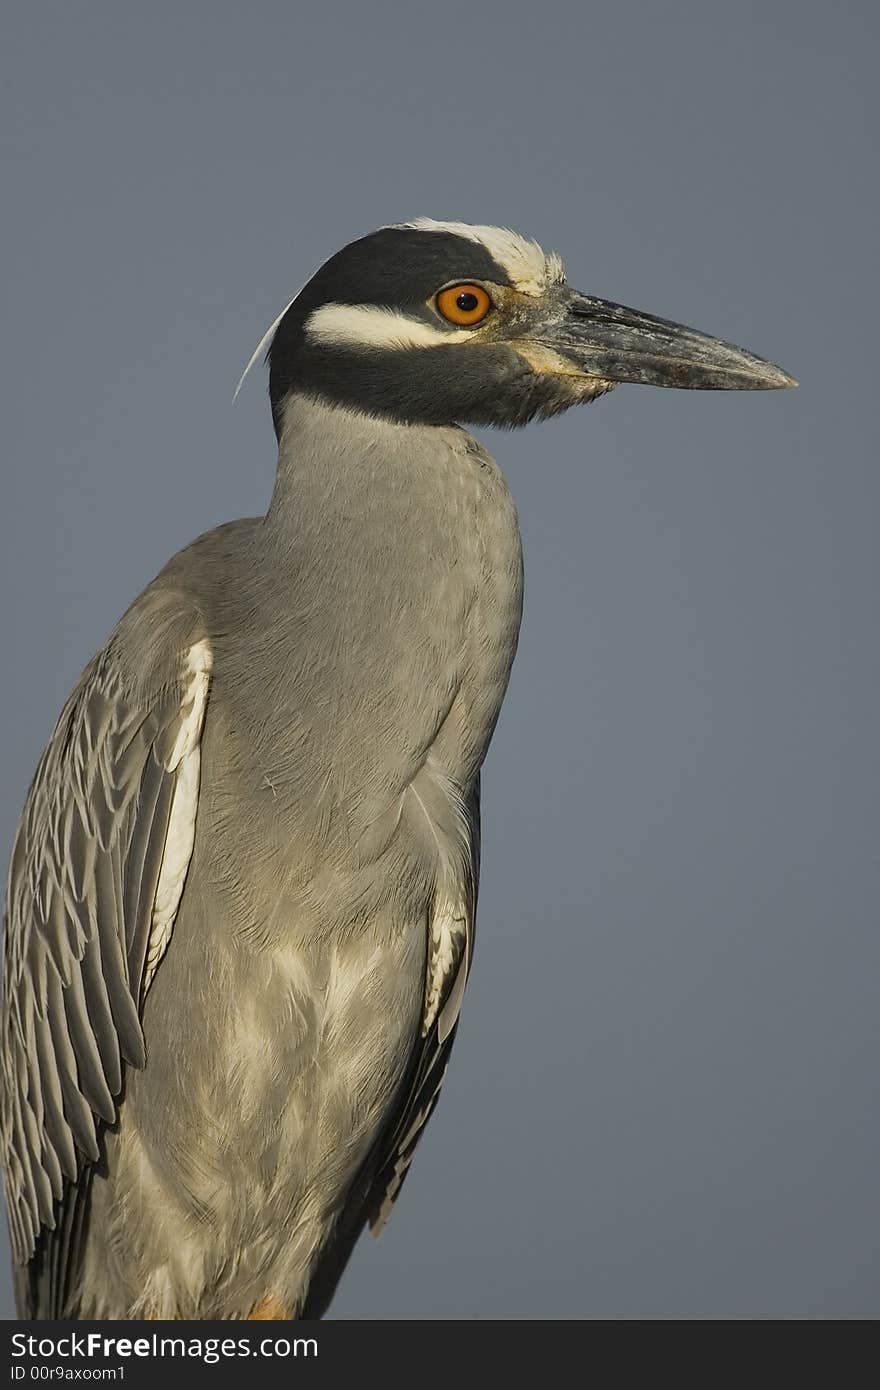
[1,218,795,1319]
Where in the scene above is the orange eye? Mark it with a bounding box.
[436,283,493,326]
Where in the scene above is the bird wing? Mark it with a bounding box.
[367,776,481,1235]
[1,609,212,1273]
[301,778,481,1318]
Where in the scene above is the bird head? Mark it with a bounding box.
[256,218,795,434]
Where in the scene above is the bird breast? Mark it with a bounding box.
[200,403,523,944]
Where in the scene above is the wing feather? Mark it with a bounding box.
[302,779,482,1321]
[367,776,481,1234]
[1,618,212,1281]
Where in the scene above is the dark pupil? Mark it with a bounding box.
[456,291,479,312]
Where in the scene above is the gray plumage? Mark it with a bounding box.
[1,219,794,1319]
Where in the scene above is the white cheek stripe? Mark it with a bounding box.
[304,302,472,350]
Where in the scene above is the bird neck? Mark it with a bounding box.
[266,391,473,528]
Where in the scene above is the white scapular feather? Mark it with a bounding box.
[144,640,212,995]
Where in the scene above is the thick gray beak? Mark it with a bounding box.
[548,290,797,390]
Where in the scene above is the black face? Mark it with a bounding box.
[266,224,795,434]
[268,226,534,431]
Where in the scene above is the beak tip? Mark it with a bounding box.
[740,360,797,391]
[764,363,798,390]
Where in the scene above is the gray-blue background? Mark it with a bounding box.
[1,2,877,1317]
